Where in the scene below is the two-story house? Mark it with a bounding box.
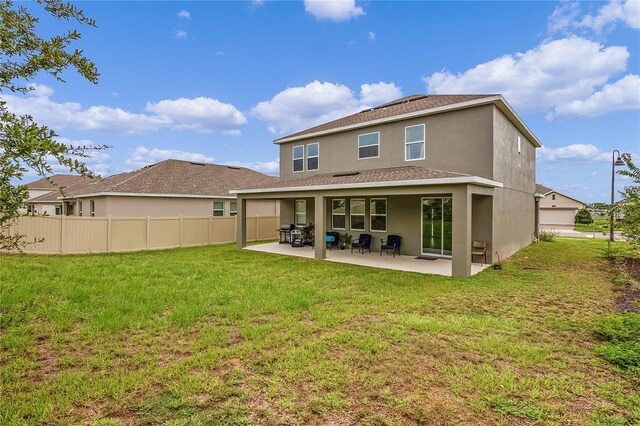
[232,94,541,277]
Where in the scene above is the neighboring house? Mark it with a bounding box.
[25,174,92,215]
[26,160,279,218]
[535,184,585,230]
[232,94,541,277]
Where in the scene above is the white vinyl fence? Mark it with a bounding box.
[8,215,279,254]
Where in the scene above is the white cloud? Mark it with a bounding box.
[252,80,402,134]
[251,0,265,7]
[359,82,402,106]
[538,143,611,162]
[145,97,247,132]
[580,0,640,31]
[304,0,364,21]
[27,83,54,97]
[177,9,191,19]
[368,31,376,42]
[548,0,639,33]
[224,158,279,175]
[126,146,214,169]
[549,74,640,119]
[175,30,187,39]
[53,137,112,176]
[222,129,242,137]
[3,84,247,135]
[424,36,629,115]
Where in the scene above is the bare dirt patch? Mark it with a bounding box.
[615,258,640,313]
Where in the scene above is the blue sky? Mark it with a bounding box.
[5,0,640,202]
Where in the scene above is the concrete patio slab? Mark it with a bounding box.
[245,242,490,277]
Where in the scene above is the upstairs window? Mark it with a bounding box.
[358,132,379,159]
[293,145,304,172]
[331,199,346,230]
[213,201,224,216]
[307,142,319,171]
[405,124,425,161]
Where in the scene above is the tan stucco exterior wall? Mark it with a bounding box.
[279,105,495,181]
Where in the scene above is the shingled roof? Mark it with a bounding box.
[26,174,92,190]
[274,94,498,142]
[232,166,502,194]
[33,160,278,200]
[535,184,554,195]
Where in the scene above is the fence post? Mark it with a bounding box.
[179,215,184,247]
[256,216,260,241]
[146,216,150,250]
[106,215,112,253]
[208,216,212,245]
[60,215,65,254]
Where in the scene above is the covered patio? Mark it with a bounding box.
[246,241,490,276]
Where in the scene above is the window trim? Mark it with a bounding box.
[292,145,305,173]
[230,201,238,217]
[212,201,224,217]
[370,198,387,233]
[405,123,425,161]
[294,199,307,226]
[349,198,366,231]
[306,142,319,171]
[357,131,380,160]
[331,198,346,230]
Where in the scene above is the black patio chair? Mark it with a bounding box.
[351,233,372,254]
[326,231,340,250]
[380,235,401,257]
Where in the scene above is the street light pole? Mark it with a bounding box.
[610,150,624,242]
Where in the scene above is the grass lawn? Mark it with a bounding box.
[574,216,623,233]
[2,239,639,425]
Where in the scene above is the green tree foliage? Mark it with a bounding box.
[574,208,593,225]
[0,0,104,250]
[618,153,640,257]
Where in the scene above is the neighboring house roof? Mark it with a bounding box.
[535,184,586,206]
[26,174,91,190]
[232,166,503,194]
[274,94,542,148]
[29,160,278,200]
[28,191,65,203]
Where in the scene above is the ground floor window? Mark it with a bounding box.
[370,198,387,232]
[350,198,365,231]
[332,199,346,230]
[230,201,237,216]
[79,201,83,216]
[55,206,62,215]
[90,200,95,217]
[295,199,306,226]
[213,201,224,216]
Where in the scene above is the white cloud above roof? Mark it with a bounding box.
[126,146,214,169]
[548,74,640,119]
[424,36,630,118]
[177,9,191,19]
[304,0,364,21]
[3,85,247,135]
[549,0,640,34]
[252,80,402,134]
[538,143,611,162]
[224,158,279,175]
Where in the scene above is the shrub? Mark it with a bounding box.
[575,208,594,225]
[538,230,558,242]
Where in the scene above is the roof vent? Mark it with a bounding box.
[189,162,206,166]
[333,171,360,177]
[226,166,241,170]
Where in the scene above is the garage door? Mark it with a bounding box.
[540,208,577,228]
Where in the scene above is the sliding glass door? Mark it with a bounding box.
[421,197,452,257]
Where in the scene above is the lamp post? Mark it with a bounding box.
[610,150,625,242]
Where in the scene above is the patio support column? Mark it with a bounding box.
[237,196,247,249]
[452,186,472,277]
[314,195,326,260]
